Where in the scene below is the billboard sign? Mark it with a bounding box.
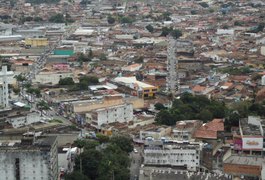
[242,137,263,150]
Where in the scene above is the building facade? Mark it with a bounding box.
[89,103,133,129]
[144,140,201,171]
[0,135,58,180]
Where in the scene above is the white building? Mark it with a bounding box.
[0,135,58,180]
[6,112,41,128]
[33,72,73,85]
[144,140,201,171]
[88,103,133,129]
[140,126,172,141]
[0,66,14,109]
[261,75,265,86]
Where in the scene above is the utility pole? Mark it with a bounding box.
[166,36,179,98]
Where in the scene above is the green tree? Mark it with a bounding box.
[198,109,213,122]
[77,53,92,62]
[59,77,75,86]
[170,29,182,39]
[75,149,103,179]
[155,109,176,125]
[49,13,64,23]
[160,27,172,37]
[146,24,154,33]
[65,171,90,180]
[120,16,134,24]
[37,100,50,116]
[96,133,109,144]
[110,135,133,153]
[154,102,166,110]
[78,76,99,90]
[107,16,115,24]
[99,53,107,61]
[199,2,209,8]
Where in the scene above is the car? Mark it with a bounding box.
[133,148,138,153]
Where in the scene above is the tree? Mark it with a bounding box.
[198,109,213,122]
[170,29,182,39]
[59,77,75,86]
[33,17,43,22]
[191,10,198,15]
[15,74,26,83]
[146,24,154,33]
[154,102,166,110]
[65,171,90,180]
[110,135,133,153]
[37,100,50,116]
[75,149,103,179]
[99,53,107,61]
[160,27,172,37]
[120,16,134,24]
[107,16,115,24]
[78,76,99,90]
[77,53,92,62]
[199,2,209,8]
[155,109,176,125]
[49,13,64,23]
[96,133,109,144]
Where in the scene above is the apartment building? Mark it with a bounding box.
[0,134,58,180]
[144,140,201,171]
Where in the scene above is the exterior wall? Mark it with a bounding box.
[0,147,58,180]
[33,72,73,85]
[144,146,200,171]
[141,87,158,98]
[125,97,145,109]
[92,103,133,128]
[25,38,48,47]
[223,163,261,177]
[172,129,191,140]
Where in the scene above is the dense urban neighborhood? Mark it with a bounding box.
[0,0,265,179]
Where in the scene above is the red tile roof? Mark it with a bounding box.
[194,119,224,139]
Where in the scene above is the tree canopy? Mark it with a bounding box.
[107,16,115,24]
[78,76,99,90]
[70,135,132,180]
[146,24,154,33]
[59,77,75,86]
[155,93,227,125]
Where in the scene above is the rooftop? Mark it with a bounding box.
[224,155,265,166]
[240,118,261,136]
[193,119,224,139]
[114,76,156,89]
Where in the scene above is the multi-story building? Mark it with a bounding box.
[0,134,58,180]
[88,102,133,129]
[233,116,265,156]
[113,77,158,99]
[140,126,172,141]
[172,120,202,140]
[144,140,201,171]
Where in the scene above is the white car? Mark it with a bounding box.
[134,148,138,153]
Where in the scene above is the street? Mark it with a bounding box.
[130,146,143,180]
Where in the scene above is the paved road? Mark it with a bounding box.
[130,146,143,180]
